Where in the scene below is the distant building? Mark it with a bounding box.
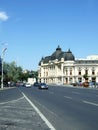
[38,46,98,84]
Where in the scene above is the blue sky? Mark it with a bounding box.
[0,0,98,71]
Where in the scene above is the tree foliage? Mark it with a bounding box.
[0,61,38,84]
[3,61,23,82]
[83,74,88,80]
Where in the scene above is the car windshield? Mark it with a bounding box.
[41,83,46,85]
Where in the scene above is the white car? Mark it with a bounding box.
[25,83,31,87]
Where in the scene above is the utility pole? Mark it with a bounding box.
[1,47,7,89]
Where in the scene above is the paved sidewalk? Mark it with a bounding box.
[0,95,50,130]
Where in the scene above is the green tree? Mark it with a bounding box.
[29,71,38,80]
[83,74,88,80]
[3,61,23,82]
[0,61,38,85]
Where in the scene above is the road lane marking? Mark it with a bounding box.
[64,96,72,99]
[0,96,24,105]
[83,100,98,107]
[33,98,58,117]
[22,92,56,130]
[72,91,80,95]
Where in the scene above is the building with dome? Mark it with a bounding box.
[38,46,98,85]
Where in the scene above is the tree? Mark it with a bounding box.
[83,74,89,87]
[92,76,96,82]
[0,61,38,85]
[3,61,23,82]
[83,74,88,81]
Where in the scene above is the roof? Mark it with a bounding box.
[51,45,62,60]
[39,46,75,65]
[63,49,75,61]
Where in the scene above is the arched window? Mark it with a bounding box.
[70,68,72,75]
[65,68,68,75]
[85,68,88,75]
[92,67,95,75]
[78,68,81,75]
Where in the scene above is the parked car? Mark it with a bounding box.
[83,82,89,87]
[38,83,48,89]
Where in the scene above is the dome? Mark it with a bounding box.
[38,57,44,65]
[63,49,75,61]
[39,47,75,65]
[51,45,62,60]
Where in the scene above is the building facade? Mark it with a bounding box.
[38,46,98,84]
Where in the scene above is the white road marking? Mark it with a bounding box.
[22,92,56,130]
[72,91,80,95]
[33,98,58,117]
[83,100,98,107]
[64,96,72,99]
[0,96,24,105]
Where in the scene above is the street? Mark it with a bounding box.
[0,85,98,130]
[0,88,49,130]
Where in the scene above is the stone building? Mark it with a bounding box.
[38,46,98,84]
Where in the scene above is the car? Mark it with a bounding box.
[25,83,31,87]
[83,82,89,87]
[38,83,48,89]
[33,82,40,87]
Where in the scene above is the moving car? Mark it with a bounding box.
[33,82,40,87]
[25,83,31,87]
[38,83,48,89]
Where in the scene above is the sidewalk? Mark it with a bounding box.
[0,94,50,130]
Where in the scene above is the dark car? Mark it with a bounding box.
[33,82,40,87]
[38,83,48,89]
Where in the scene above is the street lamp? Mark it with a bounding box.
[1,47,7,89]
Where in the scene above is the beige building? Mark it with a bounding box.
[38,46,98,84]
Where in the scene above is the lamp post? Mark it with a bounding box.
[1,47,7,89]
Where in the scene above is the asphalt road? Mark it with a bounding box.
[0,88,49,130]
[20,85,98,130]
[0,86,98,130]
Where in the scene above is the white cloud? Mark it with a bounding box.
[0,11,9,21]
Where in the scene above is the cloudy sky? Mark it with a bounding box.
[0,0,98,70]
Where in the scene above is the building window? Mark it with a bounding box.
[78,78,82,82]
[85,69,88,75]
[66,69,68,75]
[78,70,81,75]
[70,68,72,75]
[46,72,48,76]
[79,71,81,75]
[92,70,95,75]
